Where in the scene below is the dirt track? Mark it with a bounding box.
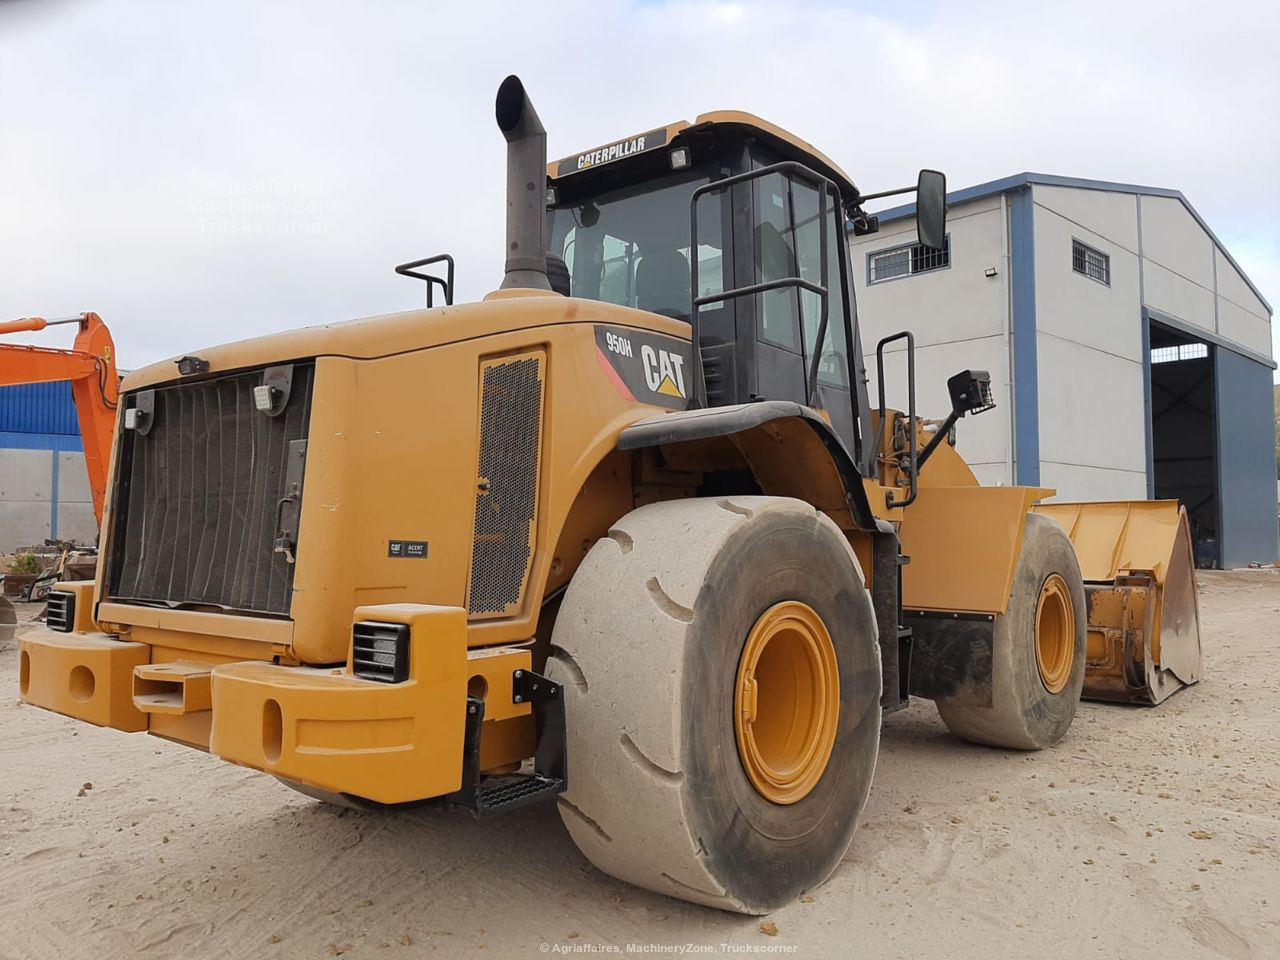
[1,570,1277,959]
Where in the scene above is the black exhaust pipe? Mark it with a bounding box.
[495,75,551,291]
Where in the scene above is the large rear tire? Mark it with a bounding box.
[934,513,1087,750]
[547,496,881,914]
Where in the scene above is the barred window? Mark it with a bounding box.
[867,236,950,283]
[1072,239,1110,285]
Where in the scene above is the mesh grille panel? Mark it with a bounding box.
[467,353,544,616]
[108,365,314,616]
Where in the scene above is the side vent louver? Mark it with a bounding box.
[46,590,75,633]
[352,621,410,683]
[467,351,546,618]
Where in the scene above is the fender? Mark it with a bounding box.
[618,400,878,532]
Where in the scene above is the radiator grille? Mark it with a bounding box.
[467,352,545,617]
[107,364,314,616]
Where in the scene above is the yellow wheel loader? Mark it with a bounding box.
[18,76,1202,913]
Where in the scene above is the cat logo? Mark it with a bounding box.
[592,324,691,411]
[641,345,686,399]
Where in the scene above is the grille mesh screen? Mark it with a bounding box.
[108,364,314,616]
[467,353,544,616]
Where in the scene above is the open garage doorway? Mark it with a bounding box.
[1149,320,1219,567]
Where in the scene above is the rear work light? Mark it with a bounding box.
[352,621,410,683]
[45,590,75,633]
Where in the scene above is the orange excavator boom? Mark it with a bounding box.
[0,312,119,526]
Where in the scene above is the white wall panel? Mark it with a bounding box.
[1214,247,1268,318]
[1216,299,1273,360]
[1040,461,1148,502]
[1033,207,1141,360]
[1140,196,1214,289]
[968,462,1012,487]
[1036,332,1146,474]
[1212,247,1273,361]
[1143,260,1216,332]
[852,202,1008,349]
[868,333,1011,475]
[1034,186,1139,253]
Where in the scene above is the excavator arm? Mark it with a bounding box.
[0,312,120,525]
[0,312,119,646]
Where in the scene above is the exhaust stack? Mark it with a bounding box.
[495,75,551,291]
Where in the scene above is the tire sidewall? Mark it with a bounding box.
[998,515,1088,745]
[680,505,881,910]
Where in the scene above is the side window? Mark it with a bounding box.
[792,180,850,388]
[753,171,801,351]
[753,169,851,389]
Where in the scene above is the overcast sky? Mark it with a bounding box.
[1,0,1276,380]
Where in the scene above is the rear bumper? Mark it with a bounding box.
[18,604,488,805]
[19,631,151,731]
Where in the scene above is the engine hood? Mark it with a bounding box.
[120,290,690,392]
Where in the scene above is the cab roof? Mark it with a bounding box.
[548,110,860,203]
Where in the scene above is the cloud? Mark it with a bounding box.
[1,0,1275,373]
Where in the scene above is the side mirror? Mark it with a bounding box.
[916,169,947,250]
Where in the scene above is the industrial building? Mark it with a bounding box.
[851,173,1277,569]
[0,381,97,553]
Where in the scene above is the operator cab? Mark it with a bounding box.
[546,113,938,475]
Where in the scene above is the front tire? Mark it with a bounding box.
[547,496,881,913]
[934,513,1087,749]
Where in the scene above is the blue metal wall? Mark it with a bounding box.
[0,381,83,451]
[1215,347,1279,567]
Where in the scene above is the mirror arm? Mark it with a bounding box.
[856,184,916,203]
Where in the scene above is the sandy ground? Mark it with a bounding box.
[1,570,1277,960]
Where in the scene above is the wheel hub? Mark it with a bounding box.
[1035,574,1075,694]
[735,601,840,805]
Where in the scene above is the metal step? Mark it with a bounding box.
[447,670,567,818]
[474,773,565,815]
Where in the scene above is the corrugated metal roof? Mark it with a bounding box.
[0,381,80,435]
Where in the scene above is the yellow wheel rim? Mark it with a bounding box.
[1035,574,1075,694]
[734,601,840,805]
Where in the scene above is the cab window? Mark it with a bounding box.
[549,170,725,322]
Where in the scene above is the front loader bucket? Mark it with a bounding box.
[0,595,16,647]
[1031,501,1201,705]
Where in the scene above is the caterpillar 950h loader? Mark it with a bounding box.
[18,77,1201,913]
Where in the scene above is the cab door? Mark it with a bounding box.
[747,160,857,452]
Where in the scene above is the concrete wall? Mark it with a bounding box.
[58,451,97,546]
[851,194,1012,485]
[0,448,51,550]
[0,447,96,552]
[1032,186,1147,500]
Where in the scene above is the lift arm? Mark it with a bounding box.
[0,312,120,527]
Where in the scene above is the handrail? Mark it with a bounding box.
[395,253,455,307]
[876,330,917,508]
